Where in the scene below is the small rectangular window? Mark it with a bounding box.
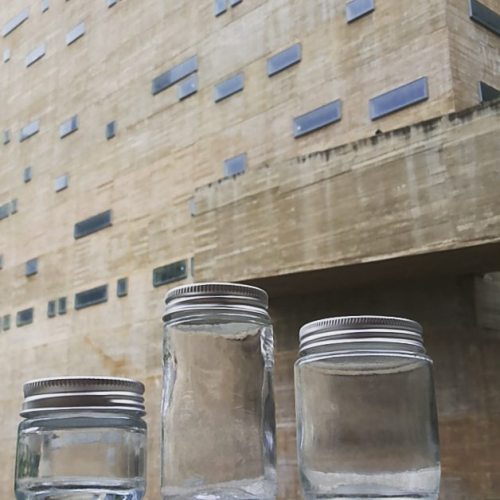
[369,77,428,120]
[0,203,9,221]
[75,285,108,310]
[468,0,500,36]
[267,43,301,77]
[3,130,10,145]
[177,74,198,101]
[3,48,10,63]
[41,0,49,12]
[107,0,117,7]
[214,0,227,16]
[229,0,242,6]
[478,81,500,102]
[10,199,17,215]
[2,8,29,37]
[19,120,40,142]
[293,99,342,138]
[25,43,46,67]
[214,73,244,103]
[66,22,85,45]
[23,166,32,183]
[16,308,34,327]
[47,300,56,318]
[153,260,188,287]
[54,174,69,192]
[58,297,67,315]
[151,56,198,96]
[3,314,11,330]
[117,278,128,297]
[59,115,78,138]
[25,258,38,277]
[224,153,247,177]
[345,0,375,23]
[105,121,116,140]
[74,210,112,239]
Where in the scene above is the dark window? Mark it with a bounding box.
[19,120,40,142]
[26,43,46,67]
[66,22,85,45]
[42,0,49,13]
[267,43,301,77]
[345,0,375,23]
[117,278,128,297]
[3,48,10,63]
[54,174,69,192]
[105,121,116,140]
[58,297,67,315]
[25,258,38,277]
[177,74,198,100]
[107,0,117,7]
[224,153,247,177]
[74,210,112,239]
[10,199,17,214]
[214,73,244,102]
[47,300,56,318]
[23,166,32,183]
[153,260,188,287]
[2,9,29,37]
[469,0,500,36]
[293,99,342,138]
[59,115,78,138]
[16,308,34,327]
[0,203,9,220]
[3,314,11,330]
[75,285,108,310]
[369,77,428,120]
[214,0,226,16]
[151,56,198,96]
[478,81,500,102]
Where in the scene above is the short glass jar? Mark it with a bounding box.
[295,316,440,500]
[15,376,147,500]
[161,282,276,500]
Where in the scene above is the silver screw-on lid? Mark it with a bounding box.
[21,376,146,417]
[163,282,269,320]
[299,315,425,354]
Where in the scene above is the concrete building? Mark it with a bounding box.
[0,0,499,498]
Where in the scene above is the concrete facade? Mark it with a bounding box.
[0,0,499,498]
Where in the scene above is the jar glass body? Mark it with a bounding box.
[161,308,276,500]
[295,348,440,500]
[15,410,147,500]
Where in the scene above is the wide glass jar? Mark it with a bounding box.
[15,376,147,500]
[295,316,440,500]
[161,282,276,500]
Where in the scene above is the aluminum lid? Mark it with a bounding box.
[21,376,146,417]
[163,282,269,319]
[299,316,425,354]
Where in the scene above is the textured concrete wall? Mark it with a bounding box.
[194,101,500,282]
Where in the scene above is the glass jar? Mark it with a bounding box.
[295,316,440,500]
[15,376,147,500]
[161,282,276,500]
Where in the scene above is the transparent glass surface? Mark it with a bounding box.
[162,311,276,499]
[15,411,146,500]
[295,353,440,500]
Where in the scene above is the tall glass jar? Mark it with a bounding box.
[295,316,440,500]
[161,283,276,500]
[15,376,147,500]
